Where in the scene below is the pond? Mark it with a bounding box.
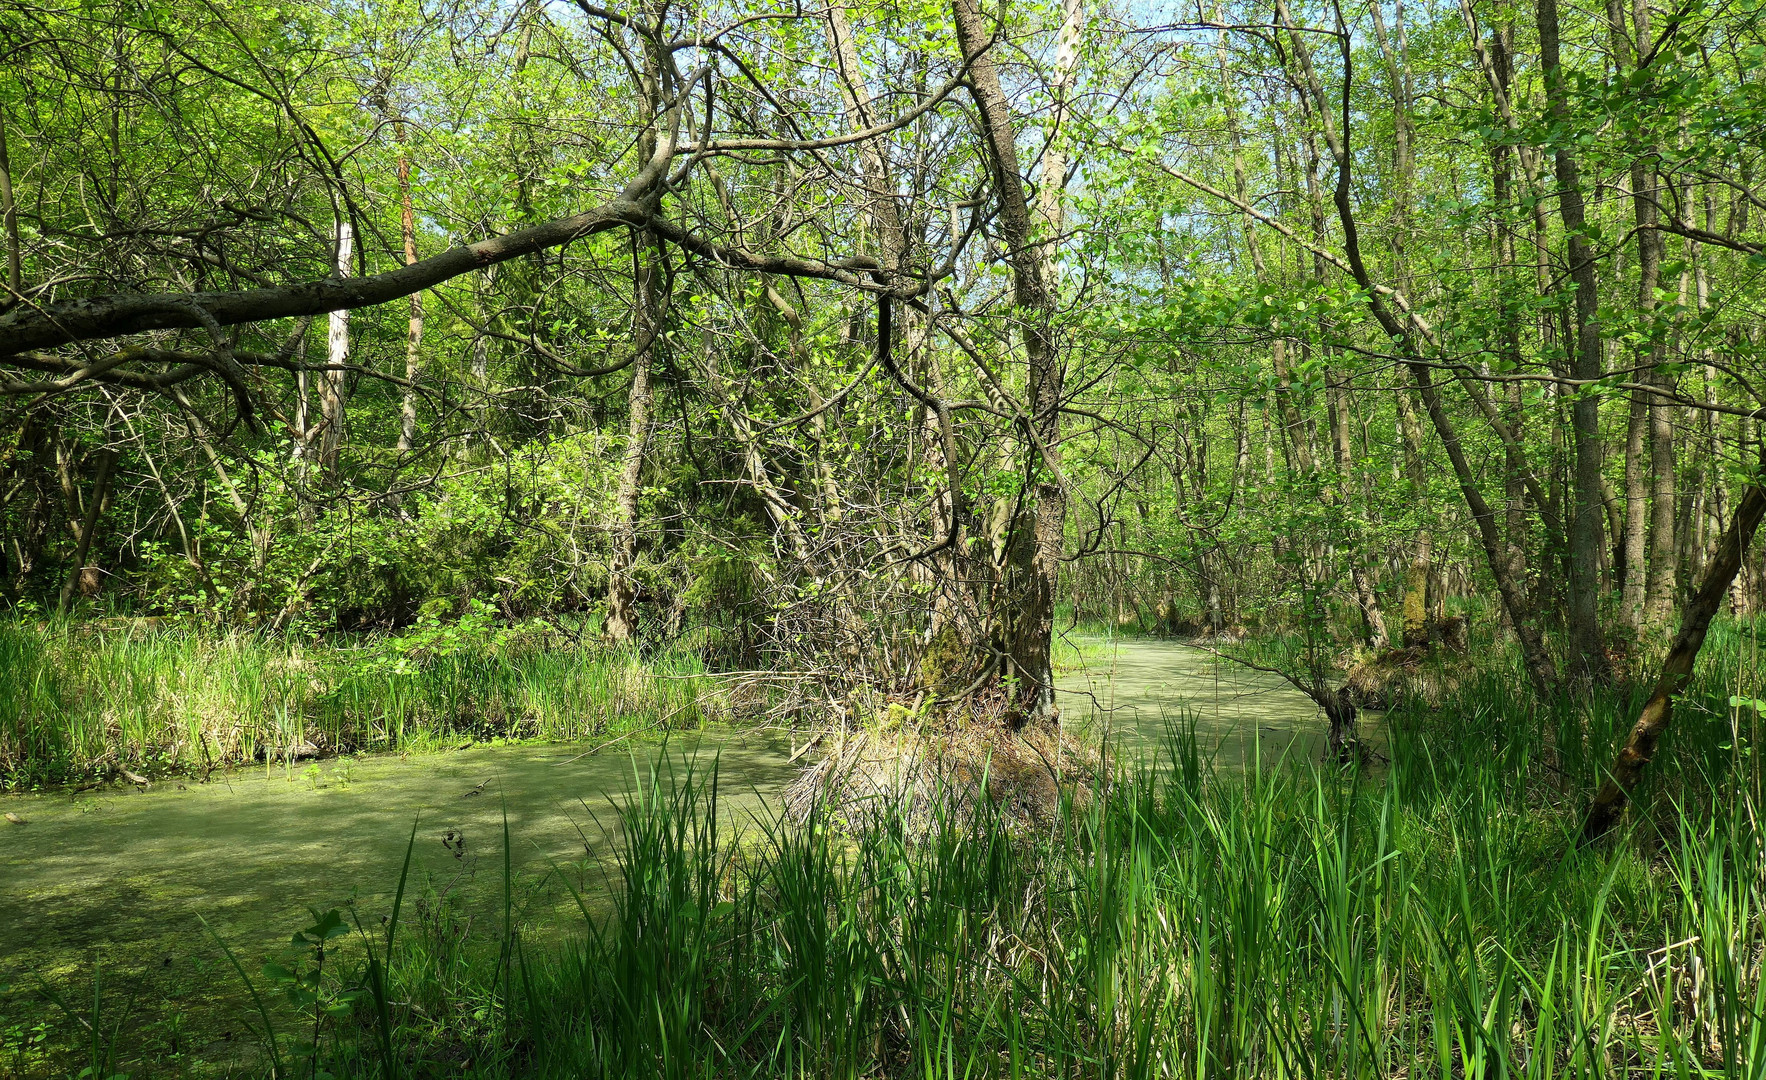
[0,729,800,1069]
[1056,636,1366,766]
[0,637,1345,1071]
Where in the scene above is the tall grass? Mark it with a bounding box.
[268,638,1766,1079]
[0,620,721,788]
[16,620,1766,1076]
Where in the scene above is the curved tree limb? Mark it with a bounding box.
[1581,418,1766,843]
[0,201,650,357]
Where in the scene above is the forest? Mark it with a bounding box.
[2,0,1766,1072]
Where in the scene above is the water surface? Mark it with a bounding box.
[0,638,1343,1070]
[1,730,797,1068]
[1057,636,1357,765]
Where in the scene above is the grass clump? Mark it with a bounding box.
[0,614,723,789]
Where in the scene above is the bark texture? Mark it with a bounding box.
[950,0,1068,726]
[396,124,424,453]
[605,232,661,643]
[57,448,116,614]
[0,104,20,299]
[1581,424,1766,842]
[319,220,353,472]
[1536,0,1613,683]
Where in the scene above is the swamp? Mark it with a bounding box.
[2,0,1766,1074]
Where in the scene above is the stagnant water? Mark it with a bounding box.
[1057,636,1363,765]
[0,638,1344,1069]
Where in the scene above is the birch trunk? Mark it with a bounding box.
[0,103,21,300]
[319,220,353,473]
[396,124,424,453]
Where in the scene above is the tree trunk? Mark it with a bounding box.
[58,449,117,614]
[1323,685,1362,765]
[1330,379,1389,649]
[1536,0,1613,684]
[1643,374,1680,620]
[1036,0,1085,247]
[396,123,423,453]
[950,0,1069,726]
[605,231,661,643]
[607,34,670,643]
[1639,6,1680,626]
[293,365,312,462]
[1481,4,1535,636]
[1617,0,1665,632]
[1395,384,1435,648]
[0,102,22,300]
[1581,423,1766,842]
[1621,387,1649,627]
[319,219,353,473]
[1224,41,1372,649]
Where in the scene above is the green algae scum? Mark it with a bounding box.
[2,734,800,1076]
[2,636,1324,1076]
[5,634,1766,1077]
[13,0,1766,1071]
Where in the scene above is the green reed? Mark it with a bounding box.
[273,651,1766,1079]
[0,619,718,788]
[18,620,1766,1077]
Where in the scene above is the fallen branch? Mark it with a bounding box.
[1581,416,1766,843]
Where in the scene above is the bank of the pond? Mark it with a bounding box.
[58,710,1765,1079]
[0,620,734,790]
[0,618,1331,792]
[2,636,1340,1077]
[249,635,1766,1078]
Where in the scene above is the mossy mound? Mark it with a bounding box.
[1345,643,1469,710]
[783,714,1103,835]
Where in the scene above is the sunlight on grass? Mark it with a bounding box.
[0,619,720,788]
